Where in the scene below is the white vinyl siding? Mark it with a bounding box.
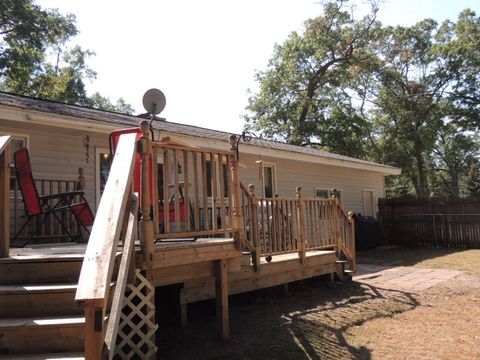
[1,116,385,217]
[239,153,384,215]
[0,119,110,212]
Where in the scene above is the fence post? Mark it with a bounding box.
[138,121,154,272]
[0,141,11,258]
[248,184,261,271]
[229,135,244,250]
[296,186,306,264]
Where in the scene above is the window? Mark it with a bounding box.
[0,134,29,165]
[263,163,276,198]
[363,189,375,217]
[314,188,330,199]
[314,187,343,203]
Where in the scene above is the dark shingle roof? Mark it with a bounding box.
[0,92,398,173]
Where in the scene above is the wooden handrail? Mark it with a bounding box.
[75,133,137,359]
[0,135,11,258]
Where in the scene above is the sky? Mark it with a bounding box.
[35,0,480,134]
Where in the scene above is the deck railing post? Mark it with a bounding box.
[76,167,86,190]
[0,138,11,258]
[332,199,340,253]
[229,135,244,250]
[248,184,261,271]
[295,186,306,263]
[84,302,104,359]
[348,211,356,272]
[139,121,155,271]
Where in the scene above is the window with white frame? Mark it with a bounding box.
[263,163,276,198]
[0,133,29,165]
[314,188,330,199]
[314,187,343,203]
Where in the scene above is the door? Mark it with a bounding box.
[363,190,375,217]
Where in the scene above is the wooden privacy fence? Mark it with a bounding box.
[379,198,480,248]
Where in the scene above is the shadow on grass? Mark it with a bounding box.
[156,278,419,360]
[356,246,472,268]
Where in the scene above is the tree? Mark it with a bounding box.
[87,92,134,115]
[245,0,381,158]
[434,10,480,130]
[0,0,77,88]
[371,15,480,198]
[371,20,449,198]
[430,124,479,197]
[0,0,134,113]
[246,2,480,198]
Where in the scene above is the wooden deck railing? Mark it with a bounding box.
[75,133,137,359]
[138,126,241,246]
[241,183,355,270]
[0,135,12,257]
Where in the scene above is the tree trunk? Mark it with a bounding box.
[414,152,430,198]
[449,171,460,198]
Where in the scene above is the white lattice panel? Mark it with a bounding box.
[115,269,158,359]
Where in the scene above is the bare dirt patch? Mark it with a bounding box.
[157,248,480,359]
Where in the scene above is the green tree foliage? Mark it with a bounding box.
[245,0,381,157]
[430,124,479,197]
[0,0,133,114]
[246,0,480,199]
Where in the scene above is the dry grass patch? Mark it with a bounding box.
[346,286,480,360]
[358,247,480,274]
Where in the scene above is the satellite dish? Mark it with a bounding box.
[142,88,166,116]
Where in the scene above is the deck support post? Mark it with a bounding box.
[180,287,188,326]
[215,258,229,340]
[0,140,10,258]
[296,186,306,264]
[248,184,261,271]
[138,121,156,356]
[84,303,104,359]
[229,135,244,250]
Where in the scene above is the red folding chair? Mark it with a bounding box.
[12,148,94,247]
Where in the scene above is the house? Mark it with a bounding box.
[0,92,400,358]
[0,92,399,219]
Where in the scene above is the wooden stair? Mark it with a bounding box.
[0,254,86,359]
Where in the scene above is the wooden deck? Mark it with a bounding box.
[5,241,339,293]
[0,130,355,358]
[179,249,337,307]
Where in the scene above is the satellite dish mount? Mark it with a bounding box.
[142,88,167,141]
